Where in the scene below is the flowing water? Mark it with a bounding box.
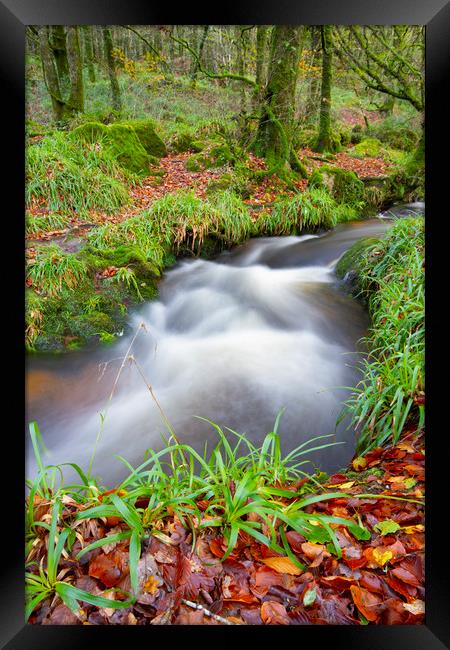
[26,204,424,486]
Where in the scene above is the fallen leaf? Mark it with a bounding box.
[261,601,290,625]
[350,585,381,622]
[261,556,302,576]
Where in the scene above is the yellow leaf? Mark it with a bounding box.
[143,575,160,595]
[352,457,367,471]
[372,547,393,567]
[402,524,425,535]
[334,481,355,489]
[261,556,302,575]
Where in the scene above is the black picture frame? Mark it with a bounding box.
[1,1,449,647]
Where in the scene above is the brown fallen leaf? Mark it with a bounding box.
[350,585,382,622]
[260,601,290,625]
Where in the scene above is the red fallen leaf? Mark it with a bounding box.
[301,542,330,562]
[328,473,348,484]
[386,574,417,599]
[391,565,422,587]
[320,576,356,591]
[88,553,123,587]
[261,601,290,625]
[105,516,121,527]
[381,598,411,625]
[317,594,359,625]
[209,537,226,558]
[240,607,263,625]
[285,531,306,552]
[350,585,382,622]
[250,565,286,598]
[359,571,384,594]
[342,545,367,570]
[43,603,80,625]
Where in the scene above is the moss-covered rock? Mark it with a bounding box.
[170,130,199,153]
[335,237,379,297]
[185,143,234,172]
[70,122,150,175]
[349,138,383,158]
[122,119,167,157]
[350,124,363,145]
[309,165,365,208]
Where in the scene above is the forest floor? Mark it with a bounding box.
[26,146,393,244]
[28,426,424,625]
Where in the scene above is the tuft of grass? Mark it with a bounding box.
[27,244,88,296]
[26,131,133,216]
[25,214,70,236]
[338,217,424,452]
[257,188,337,236]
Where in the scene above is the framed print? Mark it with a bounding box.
[0,0,449,646]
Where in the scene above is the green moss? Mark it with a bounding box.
[185,143,233,172]
[121,119,167,157]
[335,237,379,282]
[70,122,150,175]
[349,138,383,158]
[309,165,364,208]
[350,124,363,145]
[185,154,205,172]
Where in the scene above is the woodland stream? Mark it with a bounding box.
[26,203,424,486]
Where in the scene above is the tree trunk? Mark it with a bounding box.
[48,26,69,90]
[314,25,334,153]
[252,25,307,177]
[253,26,269,109]
[66,26,84,115]
[305,26,321,120]
[103,26,122,113]
[191,25,209,87]
[82,25,96,82]
[38,26,66,122]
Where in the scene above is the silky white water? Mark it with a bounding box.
[27,211,424,486]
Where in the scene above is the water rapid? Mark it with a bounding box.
[26,205,423,486]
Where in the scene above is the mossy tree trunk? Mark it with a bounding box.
[103,26,122,113]
[253,25,269,109]
[252,25,307,177]
[191,25,209,87]
[305,26,321,119]
[82,25,96,83]
[66,27,84,115]
[38,26,67,122]
[48,26,69,90]
[314,25,334,153]
[235,26,251,114]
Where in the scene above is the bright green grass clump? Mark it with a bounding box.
[27,244,88,296]
[26,131,132,216]
[339,217,425,453]
[257,188,338,236]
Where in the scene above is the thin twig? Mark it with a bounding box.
[181,599,237,625]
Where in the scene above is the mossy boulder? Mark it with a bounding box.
[336,236,379,297]
[170,130,201,153]
[70,122,150,175]
[122,119,167,157]
[185,143,234,172]
[350,124,363,145]
[349,138,384,158]
[309,165,365,208]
